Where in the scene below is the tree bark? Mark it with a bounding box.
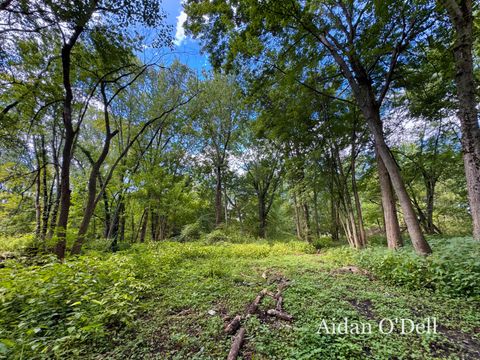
[444,0,480,240]
[313,187,320,237]
[139,210,148,243]
[366,109,431,255]
[350,124,366,247]
[258,194,267,238]
[40,135,50,242]
[376,152,403,249]
[55,26,84,260]
[34,139,41,241]
[293,192,302,239]
[215,165,223,226]
[71,81,117,255]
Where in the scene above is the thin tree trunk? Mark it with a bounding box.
[293,192,302,239]
[102,182,111,238]
[215,165,223,226]
[350,125,366,247]
[329,164,339,241]
[258,195,267,238]
[302,202,311,242]
[34,139,41,241]
[71,81,117,255]
[313,188,320,237]
[139,210,148,243]
[40,135,50,243]
[366,108,431,255]
[55,27,84,260]
[376,152,403,249]
[47,131,61,240]
[444,0,480,240]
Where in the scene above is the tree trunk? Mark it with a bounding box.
[55,28,84,260]
[293,192,302,239]
[313,188,320,237]
[366,109,431,255]
[424,177,441,234]
[47,132,61,240]
[71,81,117,255]
[302,202,311,242]
[258,194,267,238]
[71,133,115,255]
[376,152,403,249]
[330,169,339,241]
[40,135,50,243]
[139,210,148,243]
[444,0,480,240]
[102,185,111,238]
[215,165,223,226]
[110,200,125,252]
[350,126,366,247]
[34,140,41,241]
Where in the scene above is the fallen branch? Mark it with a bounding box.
[227,327,246,360]
[275,295,283,311]
[331,266,374,280]
[247,288,267,315]
[267,309,293,321]
[224,315,242,334]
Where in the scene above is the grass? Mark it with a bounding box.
[0,239,479,359]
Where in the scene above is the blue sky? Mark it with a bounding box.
[140,0,209,73]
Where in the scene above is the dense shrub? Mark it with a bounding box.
[323,237,480,299]
[0,240,314,358]
[204,229,230,244]
[0,234,36,254]
[311,235,334,250]
[178,222,202,242]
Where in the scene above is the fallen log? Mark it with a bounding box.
[224,315,242,334]
[247,289,267,315]
[267,309,293,321]
[227,327,246,360]
[275,296,283,311]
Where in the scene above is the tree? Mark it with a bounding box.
[189,73,246,227]
[442,0,480,240]
[184,0,433,255]
[1,0,169,259]
[244,139,283,238]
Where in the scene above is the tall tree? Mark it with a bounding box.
[184,0,433,255]
[2,0,169,259]
[442,0,480,240]
[244,139,283,238]
[190,74,246,227]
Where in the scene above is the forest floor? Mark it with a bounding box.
[101,243,479,359]
[1,240,479,359]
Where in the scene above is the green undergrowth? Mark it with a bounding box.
[0,238,479,359]
[321,237,480,299]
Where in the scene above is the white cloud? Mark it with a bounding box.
[174,10,187,46]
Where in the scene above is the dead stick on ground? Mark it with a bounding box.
[224,315,242,334]
[227,327,246,360]
[275,295,283,311]
[267,309,293,321]
[247,288,267,315]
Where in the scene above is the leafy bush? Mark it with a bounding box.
[322,237,480,299]
[178,222,202,242]
[366,234,388,246]
[204,229,230,244]
[0,248,174,358]
[0,234,35,254]
[312,235,334,250]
